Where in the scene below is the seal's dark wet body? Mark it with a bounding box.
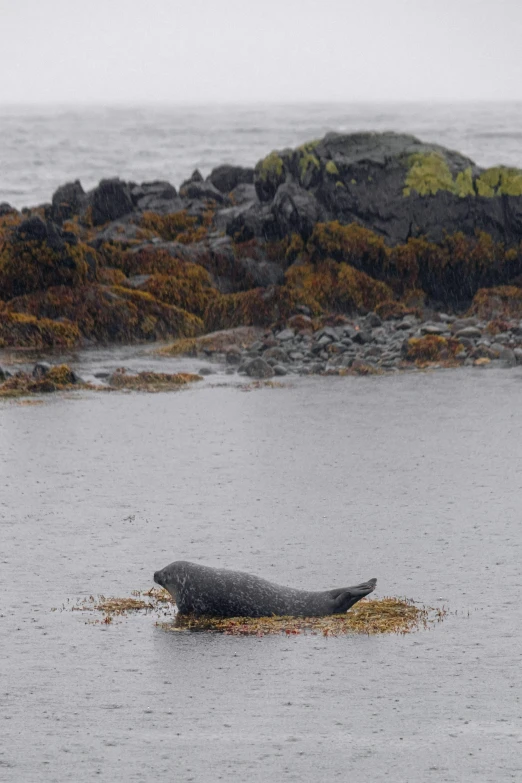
[154,561,377,618]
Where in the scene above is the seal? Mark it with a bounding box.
[153,560,377,618]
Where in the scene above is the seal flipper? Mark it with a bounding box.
[331,578,377,613]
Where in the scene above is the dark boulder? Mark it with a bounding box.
[208,165,254,194]
[0,202,18,217]
[250,131,522,246]
[86,178,134,226]
[271,182,324,239]
[224,202,280,242]
[51,180,86,223]
[15,216,78,252]
[179,178,229,204]
[237,258,285,288]
[229,183,257,205]
[244,357,275,379]
[130,181,180,213]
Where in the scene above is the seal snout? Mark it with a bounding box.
[153,570,164,587]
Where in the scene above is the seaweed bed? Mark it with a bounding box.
[0,366,203,398]
[70,588,447,636]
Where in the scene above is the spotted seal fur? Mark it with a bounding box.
[153,560,377,617]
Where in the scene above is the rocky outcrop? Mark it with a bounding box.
[226,132,522,245]
[2,131,522,352]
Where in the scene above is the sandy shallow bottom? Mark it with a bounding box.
[1,362,521,782]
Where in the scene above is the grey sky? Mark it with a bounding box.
[1,0,521,103]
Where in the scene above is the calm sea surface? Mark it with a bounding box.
[1,105,522,782]
[1,357,522,782]
[1,102,522,208]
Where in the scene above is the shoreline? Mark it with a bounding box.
[2,130,522,369]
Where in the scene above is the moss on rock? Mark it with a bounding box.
[404,153,474,197]
[256,151,284,182]
[5,284,203,343]
[475,167,522,197]
[0,311,80,349]
[0,236,91,299]
[325,160,339,176]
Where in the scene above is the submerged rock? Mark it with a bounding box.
[244,357,275,379]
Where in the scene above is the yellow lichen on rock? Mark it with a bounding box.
[325,160,339,176]
[404,153,473,197]
[476,167,522,197]
[255,151,284,182]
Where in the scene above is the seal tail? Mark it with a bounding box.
[330,577,377,613]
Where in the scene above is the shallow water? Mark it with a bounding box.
[1,365,522,782]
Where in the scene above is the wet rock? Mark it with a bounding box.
[130,181,180,213]
[271,182,324,239]
[316,327,340,341]
[208,165,254,194]
[0,202,18,217]
[182,180,228,204]
[229,183,257,205]
[450,318,479,334]
[273,365,288,376]
[51,180,86,223]
[396,318,417,331]
[353,330,372,345]
[92,220,141,245]
[457,337,474,350]
[32,362,52,378]
[275,328,295,342]
[455,326,482,339]
[87,178,134,226]
[263,347,288,363]
[198,366,215,376]
[15,216,78,252]
[364,312,382,329]
[421,324,448,335]
[238,258,285,288]
[225,347,243,364]
[244,357,275,379]
[514,348,522,364]
[224,201,279,242]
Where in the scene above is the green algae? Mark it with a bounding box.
[404,152,460,196]
[476,167,522,197]
[325,160,339,176]
[405,153,522,198]
[298,151,320,184]
[255,151,284,182]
